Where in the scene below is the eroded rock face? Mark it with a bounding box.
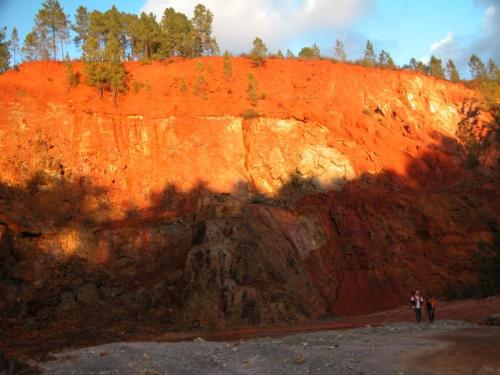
[242,119,355,195]
[0,60,497,330]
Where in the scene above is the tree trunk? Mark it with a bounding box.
[52,28,56,61]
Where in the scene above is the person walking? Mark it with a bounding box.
[410,290,424,323]
[426,293,436,322]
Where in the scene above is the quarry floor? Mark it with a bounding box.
[38,322,500,375]
[2,296,500,374]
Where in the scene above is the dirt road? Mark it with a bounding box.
[39,321,500,375]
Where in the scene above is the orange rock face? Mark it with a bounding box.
[0,59,498,329]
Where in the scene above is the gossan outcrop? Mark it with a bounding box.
[0,58,498,330]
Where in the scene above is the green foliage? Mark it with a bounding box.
[276,50,284,59]
[34,0,70,60]
[9,27,19,65]
[476,223,500,297]
[161,7,193,57]
[193,75,207,98]
[72,6,89,49]
[134,12,163,60]
[192,4,219,56]
[469,54,487,80]
[363,40,376,67]
[299,44,321,59]
[0,27,10,73]
[64,56,80,90]
[223,51,232,81]
[179,77,187,92]
[335,39,346,61]
[250,37,268,68]
[404,57,429,75]
[487,59,499,82]
[378,50,395,69]
[429,55,445,79]
[83,23,128,102]
[456,114,481,168]
[446,59,460,82]
[247,73,259,104]
[286,49,295,59]
[21,31,39,61]
[195,60,204,72]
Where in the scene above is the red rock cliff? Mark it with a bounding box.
[0,59,498,329]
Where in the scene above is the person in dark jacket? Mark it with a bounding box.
[426,293,436,322]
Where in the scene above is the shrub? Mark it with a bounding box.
[179,78,187,93]
[223,51,232,82]
[193,75,207,98]
[241,108,260,119]
[250,37,267,68]
[247,73,258,105]
[476,227,500,297]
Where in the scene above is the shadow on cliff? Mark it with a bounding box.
[0,131,499,359]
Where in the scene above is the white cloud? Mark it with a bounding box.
[430,32,454,54]
[475,4,499,61]
[423,3,499,77]
[141,0,375,52]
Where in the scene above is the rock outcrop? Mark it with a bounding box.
[0,59,498,331]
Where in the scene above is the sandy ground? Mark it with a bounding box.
[37,321,500,375]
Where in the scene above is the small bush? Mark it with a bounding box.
[223,51,232,82]
[64,60,80,91]
[241,108,260,119]
[247,73,262,105]
[193,75,207,98]
[476,229,500,297]
[131,79,142,93]
[179,78,187,93]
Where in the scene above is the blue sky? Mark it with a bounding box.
[0,0,498,76]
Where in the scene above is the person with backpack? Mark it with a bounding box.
[426,293,436,322]
[410,290,424,323]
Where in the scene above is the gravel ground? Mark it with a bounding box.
[37,320,489,375]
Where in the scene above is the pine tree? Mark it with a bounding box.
[299,45,320,59]
[10,28,19,65]
[417,61,430,75]
[134,12,162,60]
[363,40,376,67]
[487,59,499,81]
[378,50,389,67]
[22,31,39,61]
[0,27,10,72]
[161,7,193,57]
[72,6,89,50]
[445,59,460,82]
[407,57,418,70]
[386,55,396,69]
[247,72,259,105]
[276,50,284,59]
[335,39,346,61]
[429,55,444,79]
[192,4,219,56]
[64,54,80,91]
[250,37,267,68]
[286,49,295,59]
[312,43,321,58]
[469,54,487,80]
[34,0,70,60]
